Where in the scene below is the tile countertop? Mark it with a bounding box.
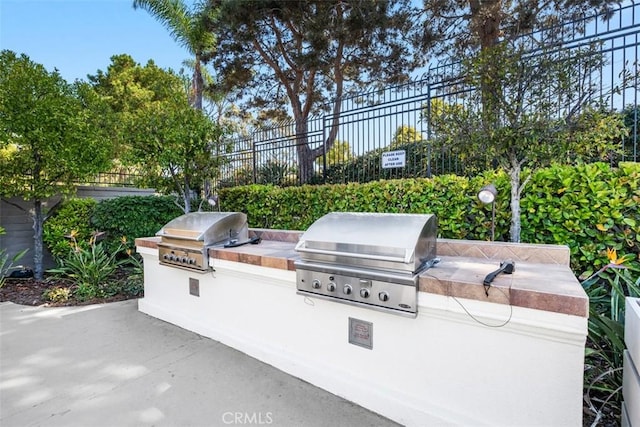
[135,229,588,318]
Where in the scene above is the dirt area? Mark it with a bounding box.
[0,270,141,307]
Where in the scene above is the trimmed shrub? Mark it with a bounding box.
[91,195,183,252]
[43,198,98,259]
[220,171,510,239]
[521,162,639,275]
[220,162,639,276]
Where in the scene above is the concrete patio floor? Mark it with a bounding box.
[0,300,399,427]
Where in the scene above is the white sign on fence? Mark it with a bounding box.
[381,150,406,169]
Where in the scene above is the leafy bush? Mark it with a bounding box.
[91,195,183,253]
[520,162,639,275]
[257,160,296,186]
[220,162,639,276]
[43,286,72,303]
[582,250,640,424]
[48,233,129,300]
[43,198,97,259]
[217,167,254,188]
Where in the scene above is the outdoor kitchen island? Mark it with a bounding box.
[135,228,588,427]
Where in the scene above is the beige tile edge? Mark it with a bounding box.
[436,238,571,266]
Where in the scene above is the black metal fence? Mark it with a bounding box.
[215,1,639,188]
[76,172,143,188]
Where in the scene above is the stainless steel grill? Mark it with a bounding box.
[156,212,249,272]
[294,212,437,317]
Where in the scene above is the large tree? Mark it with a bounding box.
[419,1,627,243]
[88,54,184,113]
[133,0,216,110]
[430,42,629,242]
[205,0,421,183]
[0,50,113,279]
[419,0,620,127]
[89,54,225,212]
[126,90,224,212]
[420,0,619,56]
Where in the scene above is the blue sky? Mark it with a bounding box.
[0,0,193,83]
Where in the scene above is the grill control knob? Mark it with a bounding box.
[343,284,352,295]
[327,282,336,292]
[378,291,390,302]
[360,288,370,298]
[312,279,321,289]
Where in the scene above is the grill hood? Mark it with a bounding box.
[156,212,248,246]
[295,212,437,274]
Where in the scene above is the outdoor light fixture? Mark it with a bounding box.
[477,184,498,241]
[477,184,497,205]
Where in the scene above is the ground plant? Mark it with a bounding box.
[582,249,640,425]
[47,232,138,302]
[42,286,72,303]
[0,226,28,288]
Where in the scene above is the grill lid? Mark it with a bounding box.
[295,212,437,274]
[156,212,248,246]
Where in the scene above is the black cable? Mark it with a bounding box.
[452,287,513,328]
[423,272,513,328]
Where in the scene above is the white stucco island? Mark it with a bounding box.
[136,230,588,427]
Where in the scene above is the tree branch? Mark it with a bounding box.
[518,172,533,197]
[0,197,28,214]
[314,33,346,159]
[270,15,298,73]
[250,38,300,114]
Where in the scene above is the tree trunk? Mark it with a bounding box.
[32,199,44,280]
[469,0,503,130]
[314,37,346,181]
[183,177,191,213]
[295,119,315,184]
[192,55,203,111]
[508,158,521,243]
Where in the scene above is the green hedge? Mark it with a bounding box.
[91,195,183,251]
[520,162,639,276]
[43,198,98,259]
[43,163,639,276]
[219,170,511,238]
[220,163,639,275]
[44,195,183,258]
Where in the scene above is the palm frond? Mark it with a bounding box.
[133,0,195,53]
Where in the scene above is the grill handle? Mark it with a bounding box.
[295,246,411,263]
